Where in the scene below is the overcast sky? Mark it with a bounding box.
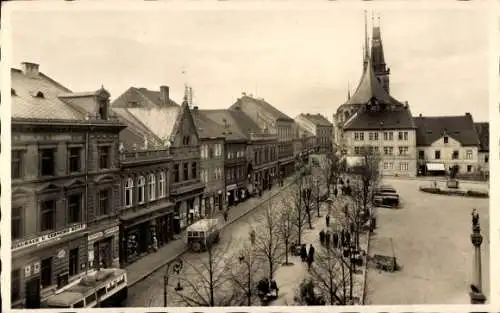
[10,5,489,122]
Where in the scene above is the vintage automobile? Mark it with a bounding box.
[373,184,400,207]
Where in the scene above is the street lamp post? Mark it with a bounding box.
[469,209,486,304]
[163,258,184,307]
[239,230,256,306]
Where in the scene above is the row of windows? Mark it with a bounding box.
[226,166,247,181]
[12,189,111,240]
[173,162,198,183]
[420,149,474,160]
[12,146,111,180]
[124,172,166,208]
[383,162,409,171]
[353,146,409,156]
[354,131,409,142]
[227,149,245,160]
[278,127,292,140]
[254,146,277,165]
[200,168,223,183]
[200,143,223,159]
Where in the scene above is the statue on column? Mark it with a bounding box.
[471,208,480,232]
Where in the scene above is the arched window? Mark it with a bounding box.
[137,176,145,204]
[158,171,166,198]
[125,178,134,208]
[148,173,156,201]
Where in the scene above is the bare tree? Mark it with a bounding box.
[351,145,381,216]
[230,240,261,306]
[282,180,309,245]
[309,245,352,305]
[253,196,284,283]
[320,150,344,197]
[277,203,296,266]
[300,170,315,229]
[173,225,243,306]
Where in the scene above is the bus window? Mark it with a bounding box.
[97,287,106,299]
[85,293,96,305]
[73,300,84,308]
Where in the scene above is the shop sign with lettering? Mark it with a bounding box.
[12,224,86,252]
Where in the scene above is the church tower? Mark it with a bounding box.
[371,16,391,93]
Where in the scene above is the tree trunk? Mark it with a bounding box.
[209,247,215,306]
[285,238,289,264]
[307,208,312,229]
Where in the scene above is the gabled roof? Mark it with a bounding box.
[111,87,179,108]
[192,109,234,141]
[230,95,293,122]
[11,68,86,120]
[413,114,480,147]
[298,113,332,127]
[344,58,399,106]
[200,109,258,139]
[344,104,416,130]
[113,107,163,150]
[474,122,489,152]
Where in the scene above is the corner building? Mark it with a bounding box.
[11,62,125,308]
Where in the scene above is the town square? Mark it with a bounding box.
[6,3,490,308]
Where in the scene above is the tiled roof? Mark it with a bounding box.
[201,109,258,139]
[345,58,400,106]
[11,68,86,120]
[413,114,480,147]
[111,87,179,108]
[230,95,293,122]
[192,109,234,140]
[295,122,315,138]
[298,113,333,127]
[125,106,181,141]
[474,122,489,152]
[344,105,416,130]
[113,108,163,149]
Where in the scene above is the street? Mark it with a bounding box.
[365,178,490,304]
[126,191,288,307]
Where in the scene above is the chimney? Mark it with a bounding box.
[419,113,422,117]
[193,106,198,111]
[21,62,39,77]
[160,85,169,105]
[465,112,471,116]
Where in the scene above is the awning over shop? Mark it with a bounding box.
[345,156,365,168]
[426,163,445,171]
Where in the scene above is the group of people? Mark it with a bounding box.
[299,244,316,270]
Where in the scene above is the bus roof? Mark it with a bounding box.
[44,268,127,306]
[186,218,220,232]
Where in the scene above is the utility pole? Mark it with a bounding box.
[469,209,486,304]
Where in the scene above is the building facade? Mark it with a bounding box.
[11,63,125,308]
[295,113,333,154]
[414,114,482,176]
[193,107,226,215]
[475,122,489,177]
[112,87,204,231]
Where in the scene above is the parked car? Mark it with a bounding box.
[373,184,400,207]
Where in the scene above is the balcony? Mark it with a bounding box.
[120,149,170,162]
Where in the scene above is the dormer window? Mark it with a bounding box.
[444,136,449,144]
[11,88,17,96]
[98,99,108,120]
[35,91,44,98]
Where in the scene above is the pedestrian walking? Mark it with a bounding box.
[152,235,158,252]
[333,188,338,198]
[325,231,331,247]
[307,244,315,270]
[300,244,308,262]
[345,231,351,247]
[223,210,229,222]
[333,231,339,249]
[325,214,330,227]
[319,230,325,245]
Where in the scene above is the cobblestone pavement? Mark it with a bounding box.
[126,179,296,307]
[365,178,489,305]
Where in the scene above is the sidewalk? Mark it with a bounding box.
[127,175,298,287]
[270,197,368,305]
[382,175,488,185]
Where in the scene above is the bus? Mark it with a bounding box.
[42,268,128,308]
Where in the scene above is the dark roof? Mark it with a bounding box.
[111,87,179,108]
[371,26,386,68]
[474,122,489,151]
[344,105,416,130]
[200,109,254,141]
[413,114,480,146]
[345,57,399,106]
[298,113,333,127]
[230,95,293,122]
[192,109,232,141]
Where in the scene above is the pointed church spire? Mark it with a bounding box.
[363,10,369,71]
[347,82,351,100]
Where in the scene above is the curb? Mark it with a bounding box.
[382,175,488,185]
[128,179,296,288]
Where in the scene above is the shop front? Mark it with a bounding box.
[11,223,87,308]
[119,203,174,267]
[226,184,238,206]
[87,223,120,270]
